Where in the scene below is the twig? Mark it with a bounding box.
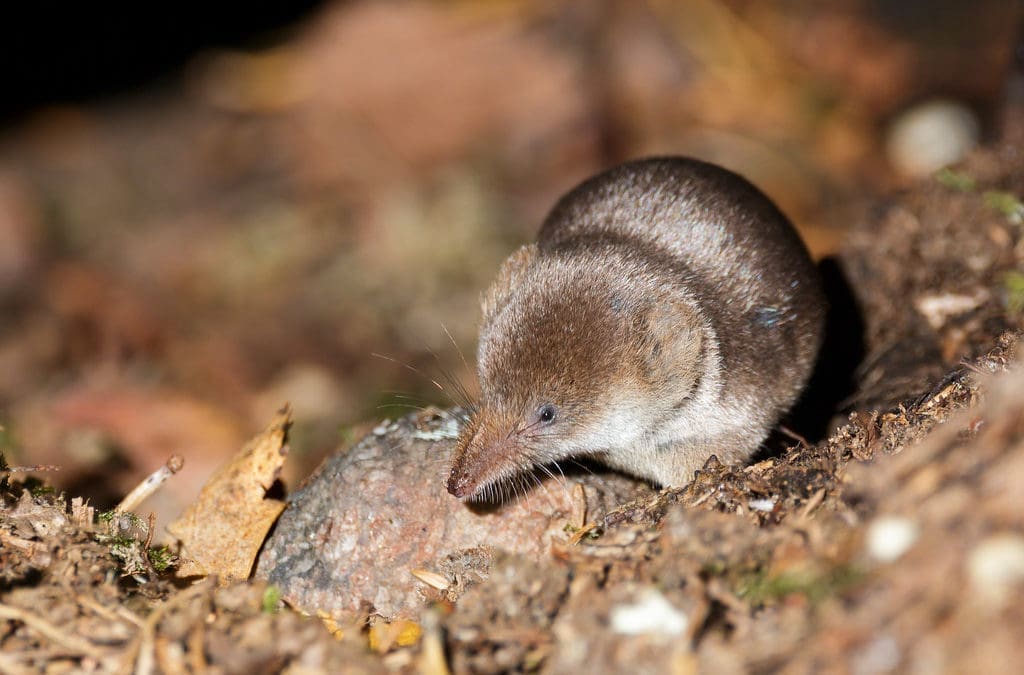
[144,513,156,550]
[187,620,208,674]
[778,425,810,447]
[0,464,62,476]
[0,531,41,553]
[76,595,144,630]
[0,603,105,659]
[0,650,36,675]
[126,579,213,675]
[115,455,184,513]
[417,609,451,675]
[689,489,715,508]
[796,488,827,522]
[569,522,600,545]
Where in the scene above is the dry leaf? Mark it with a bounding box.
[167,406,291,582]
[368,619,422,653]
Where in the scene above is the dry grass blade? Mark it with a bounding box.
[410,568,450,591]
[418,609,452,675]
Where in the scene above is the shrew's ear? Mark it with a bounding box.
[481,244,537,325]
[642,297,704,402]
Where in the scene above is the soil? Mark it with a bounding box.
[2,4,1024,671]
[3,138,1024,673]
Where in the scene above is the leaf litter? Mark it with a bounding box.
[4,99,1024,675]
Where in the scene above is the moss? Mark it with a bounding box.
[737,564,865,607]
[28,482,56,497]
[983,190,1024,224]
[1002,271,1024,316]
[337,424,357,445]
[0,452,10,493]
[94,510,177,577]
[97,510,145,528]
[935,168,976,192]
[0,427,16,494]
[97,534,137,548]
[147,546,176,573]
[262,584,283,613]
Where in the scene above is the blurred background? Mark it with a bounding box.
[0,0,1020,521]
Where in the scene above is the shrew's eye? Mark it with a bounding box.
[538,404,557,424]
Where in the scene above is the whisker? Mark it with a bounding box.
[568,459,596,477]
[535,463,557,482]
[371,352,448,397]
[426,346,475,411]
[381,391,427,401]
[516,474,534,511]
[526,471,557,510]
[535,463,571,503]
[375,403,428,413]
[551,460,567,483]
[373,349,477,419]
[441,322,471,377]
[438,324,477,408]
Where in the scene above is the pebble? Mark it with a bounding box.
[886,99,980,178]
[865,516,919,563]
[748,497,777,513]
[967,533,1024,607]
[609,588,688,638]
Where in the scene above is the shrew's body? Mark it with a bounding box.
[447,157,825,500]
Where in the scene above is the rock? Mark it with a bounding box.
[255,408,645,619]
[886,99,980,178]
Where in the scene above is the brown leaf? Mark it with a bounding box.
[168,407,291,582]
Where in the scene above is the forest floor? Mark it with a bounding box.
[3,3,1024,673]
[4,140,1024,674]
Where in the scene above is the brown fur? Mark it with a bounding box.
[447,157,825,499]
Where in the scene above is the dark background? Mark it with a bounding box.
[0,0,1019,520]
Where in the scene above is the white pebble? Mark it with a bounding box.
[967,534,1024,606]
[914,290,988,330]
[865,516,919,563]
[610,588,688,637]
[886,99,979,177]
[748,497,777,513]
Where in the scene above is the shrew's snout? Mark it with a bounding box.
[447,418,484,499]
[446,464,474,498]
[447,413,514,500]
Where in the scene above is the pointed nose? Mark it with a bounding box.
[446,467,471,498]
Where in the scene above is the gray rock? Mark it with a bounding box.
[255,409,645,619]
